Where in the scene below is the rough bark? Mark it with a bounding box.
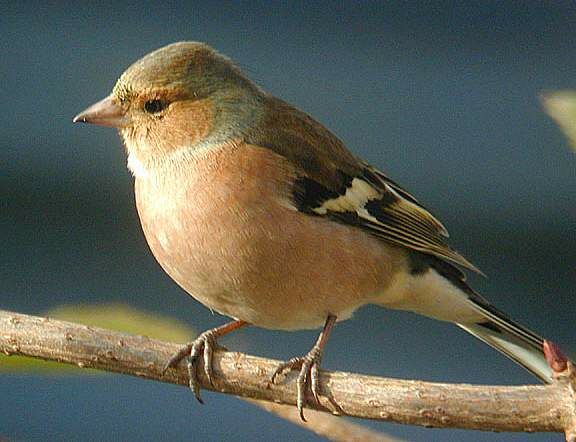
[1,309,574,438]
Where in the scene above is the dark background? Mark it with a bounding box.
[2,1,575,441]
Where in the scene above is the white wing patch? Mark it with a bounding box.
[313,178,380,215]
[306,173,481,274]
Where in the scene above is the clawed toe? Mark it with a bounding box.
[164,331,217,403]
[271,315,337,421]
[272,350,324,421]
[162,320,247,405]
[271,356,303,384]
[189,332,220,402]
[162,343,193,375]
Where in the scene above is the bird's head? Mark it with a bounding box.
[73,42,263,176]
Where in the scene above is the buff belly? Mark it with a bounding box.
[133,148,407,330]
[137,195,406,329]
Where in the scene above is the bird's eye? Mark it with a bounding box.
[144,99,167,114]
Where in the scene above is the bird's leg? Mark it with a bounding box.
[271,315,337,421]
[163,319,247,403]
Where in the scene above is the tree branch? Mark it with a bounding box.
[245,399,403,442]
[1,309,574,437]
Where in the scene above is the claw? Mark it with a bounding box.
[271,353,322,421]
[271,315,338,421]
[186,355,204,404]
[189,334,217,403]
[161,320,247,405]
[271,357,300,384]
[310,363,321,405]
[162,343,192,375]
[202,335,216,386]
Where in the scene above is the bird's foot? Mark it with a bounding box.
[162,330,222,404]
[162,320,246,404]
[272,346,324,421]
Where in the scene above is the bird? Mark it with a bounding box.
[73,41,556,419]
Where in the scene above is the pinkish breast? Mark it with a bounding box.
[134,144,405,330]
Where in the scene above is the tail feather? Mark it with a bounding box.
[458,301,553,383]
[404,256,556,382]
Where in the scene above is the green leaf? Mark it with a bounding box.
[541,90,576,152]
[0,303,194,374]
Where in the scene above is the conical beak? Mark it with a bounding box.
[73,95,129,128]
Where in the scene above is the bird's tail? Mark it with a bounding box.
[458,300,553,383]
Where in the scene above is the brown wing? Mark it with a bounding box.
[245,95,482,275]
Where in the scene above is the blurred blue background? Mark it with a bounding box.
[1,1,575,441]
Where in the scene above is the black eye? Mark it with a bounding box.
[144,99,166,114]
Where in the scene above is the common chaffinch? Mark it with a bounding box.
[74,42,553,419]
